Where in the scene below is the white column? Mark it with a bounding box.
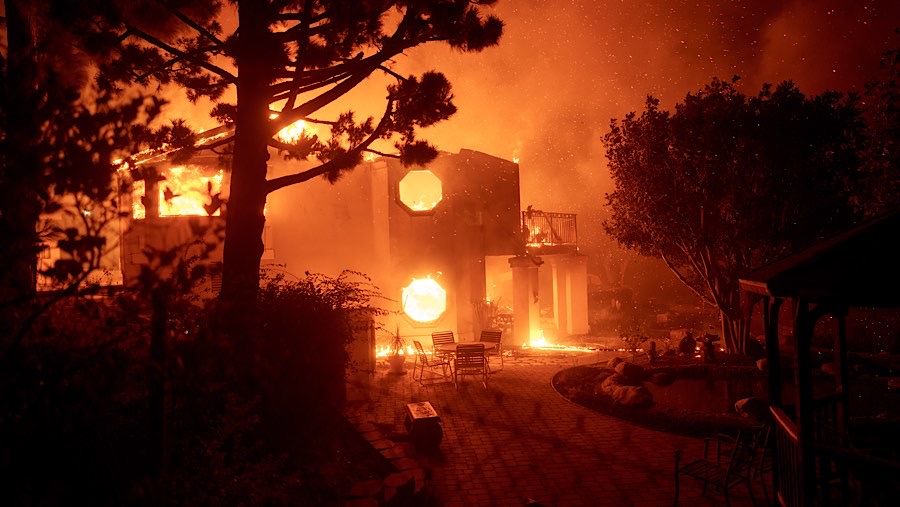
[551,256,569,335]
[509,255,541,348]
[565,253,590,335]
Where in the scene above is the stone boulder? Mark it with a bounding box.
[604,372,642,389]
[613,385,654,408]
[649,372,676,387]
[614,361,647,382]
[607,357,625,369]
[735,397,770,421]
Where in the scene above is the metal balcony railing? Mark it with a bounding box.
[521,209,577,250]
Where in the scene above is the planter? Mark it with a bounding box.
[388,354,407,374]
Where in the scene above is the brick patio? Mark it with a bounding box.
[345,349,761,506]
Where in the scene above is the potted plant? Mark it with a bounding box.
[387,326,407,374]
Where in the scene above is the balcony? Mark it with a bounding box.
[522,209,578,254]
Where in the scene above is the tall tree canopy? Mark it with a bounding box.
[602,77,866,353]
[858,41,900,216]
[71,0,503,313]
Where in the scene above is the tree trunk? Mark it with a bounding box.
[220,1,272,312]
[720,310,751,354]
[148,287,168,479]
[1,0,42,331]
[2,0,41,280]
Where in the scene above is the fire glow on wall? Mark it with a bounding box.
[397,170,442,214]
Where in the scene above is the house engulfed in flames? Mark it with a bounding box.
[118,145,589,349]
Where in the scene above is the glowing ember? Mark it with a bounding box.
[132,166,224,219]
[398,170,442,212]
[401,276,447,322]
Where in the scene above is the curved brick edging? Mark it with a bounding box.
[344,418,429,506]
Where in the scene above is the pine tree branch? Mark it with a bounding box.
[267,52,395,135]
[265,99,394,193]
[155,0,226,48]
[124,25,236,82]
[365,148,399,159]
[272,53,361,86]
[269,70,351,103]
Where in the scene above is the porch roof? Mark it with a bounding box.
[738,208,900,308]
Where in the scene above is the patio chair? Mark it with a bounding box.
[748,420,773,504]
[453,343,487,389]
[673,429,756,506]
[479,328,503,371]
[431,330,456,363]
[412,340,452,385]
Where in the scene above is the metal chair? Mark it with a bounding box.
[431,330,456,363]
[673,429,756,506]
[453,343,487,389]
[411,340,452,385]
[479,328,503,371]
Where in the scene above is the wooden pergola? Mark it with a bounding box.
[739,208,900,506]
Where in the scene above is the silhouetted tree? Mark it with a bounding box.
[0,0,161,345]
[858,39,900,216]
[75,1,504,320]
[602,77,865,354]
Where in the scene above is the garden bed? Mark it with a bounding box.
[552,355,766,438]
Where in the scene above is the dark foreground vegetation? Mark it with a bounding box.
[0,271,388,506]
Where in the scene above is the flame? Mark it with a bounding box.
[401,276,447,322]
[132,179,146,219]
[529,329,551,347]
[375,344,416,357]
[512,157,520,164]
[271,114,318,144]
[523,329,598,353]
[527,225,551,247]
[363,152,377,162]
[132,165,224,218]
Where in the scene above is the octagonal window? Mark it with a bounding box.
[401,276,447,323]
[398,170,442,215]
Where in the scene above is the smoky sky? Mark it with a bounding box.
[167,0,898,229]
[401,0,899,222]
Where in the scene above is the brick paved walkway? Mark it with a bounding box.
[346,350,763,506]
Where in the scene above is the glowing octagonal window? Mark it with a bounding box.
[398,170,442,214]
[401,277,447,323]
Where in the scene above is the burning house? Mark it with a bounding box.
[118,143,589,350]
